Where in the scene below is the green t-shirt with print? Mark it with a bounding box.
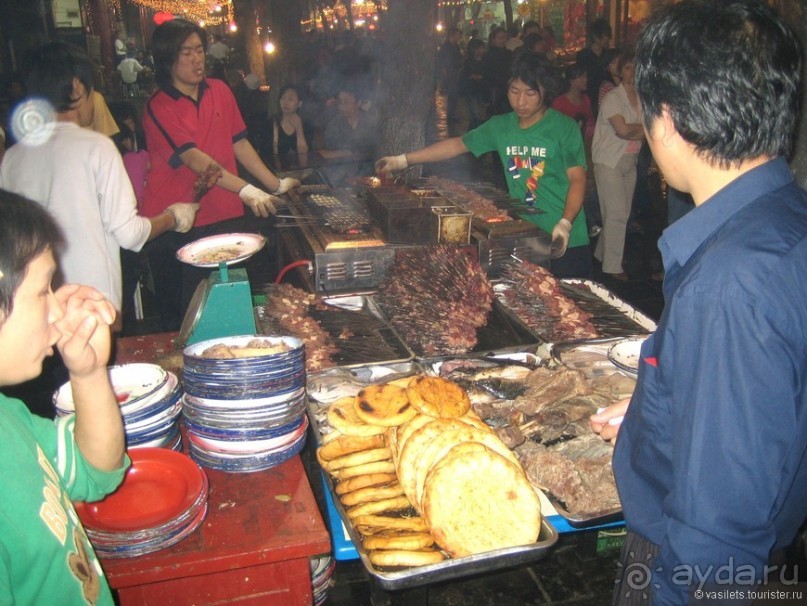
[0,393,129,606]
[462,109,589,248]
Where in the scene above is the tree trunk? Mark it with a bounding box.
[233,0,265,83]
[376,0,436,163]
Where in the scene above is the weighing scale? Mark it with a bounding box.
[176,233,265,346]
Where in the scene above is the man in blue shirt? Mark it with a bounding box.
[589,1,806,604]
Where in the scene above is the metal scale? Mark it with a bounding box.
[176,233,265,346]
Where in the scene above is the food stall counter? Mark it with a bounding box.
[104,332,331,606]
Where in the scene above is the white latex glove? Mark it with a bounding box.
[167,202,200,233]
[550,218,572,259]
[239,184,278,217]
[273,177,301,195]
[375,153,408,175]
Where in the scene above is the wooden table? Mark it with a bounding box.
[101,333,331,606]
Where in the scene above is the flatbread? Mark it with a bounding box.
[354,384,417,427]
[318,433,386,460]
[368,549,446,568]
[346,495,412,519]
[362,531,434,551]
[334,473,397,495]
[322,447,392,472]
[411,422,522,511]
[339,482,405,507]
[337,460,396,479]
[352,514,429,534]
[327,396,386,437]
[407,375,471,418]
[422,445,541,558]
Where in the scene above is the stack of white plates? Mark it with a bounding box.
[54,363,183,450]
[181,335,308,472]
[310,555,336,605]
[75,448,208,558]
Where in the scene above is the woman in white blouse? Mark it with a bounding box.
[591,49,645,280]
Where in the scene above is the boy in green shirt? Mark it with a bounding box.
[377,52,590,278]
[0,190,129,605]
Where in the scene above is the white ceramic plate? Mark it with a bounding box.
[55,363,168,414]
[176,233,265,268]
[607,337,646,375]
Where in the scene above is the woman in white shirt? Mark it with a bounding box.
[591,49,645,280]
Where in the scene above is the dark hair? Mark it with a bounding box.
[635,0,801,166]
[509,52,561,106]
[523,33,545,53]
[151,19,207,89]
[564,63,587,82]
[587,18,612,42]
[22,43,94,113]
[0,190,63,319]
[523,21,541,35]
[467,38,485,55]
[617,49,636,72]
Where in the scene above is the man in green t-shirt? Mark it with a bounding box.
[377,53,590,278]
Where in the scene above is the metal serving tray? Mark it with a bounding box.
[306,362,558,590]
[325,472,558,590]
[256,295,415,370]
[494,278,657,346]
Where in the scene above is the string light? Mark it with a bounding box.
[128,0,232,25]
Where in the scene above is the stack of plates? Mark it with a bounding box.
[310,555,336,605]
[54,363,183,450]
[75,448,208,558]
[181,335,309,472]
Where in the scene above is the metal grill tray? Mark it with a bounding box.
[306,362,558,590]
[325,474,558,590]
[256,295,415,370]
[494,278,657,345]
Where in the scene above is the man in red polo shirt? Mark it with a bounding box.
[142,19,298,330]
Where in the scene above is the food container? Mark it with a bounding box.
[364,189,472,245]
[306,362,559,590]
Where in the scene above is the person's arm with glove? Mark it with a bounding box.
[375,137,469,175]
[551,165,586,258]
[177,146,295,218]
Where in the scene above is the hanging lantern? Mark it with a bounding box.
[154,11,175,25]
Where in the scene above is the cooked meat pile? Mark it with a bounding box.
[376,246,494,356]
[498,260,599,343]
[260,283,338,372]
[425,176,511,222]
[441,360,634,516]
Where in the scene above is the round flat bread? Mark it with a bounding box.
[352,514,429,534]
[327,396,386,437]
[335,473,397,495]
[323,447,392,472]
[346,495,412,519]
[386,426,400,468]
[411,423,522,511]
[337,460,396,479]
[354,384,417,427]
[319,433,386,460]
[368,549,445,568]
[407,375,471,418]
[396,419,462,506]
[422,445,541,558]
[339,482,404,507]
[363,532,434,551]
[395,414,433,460]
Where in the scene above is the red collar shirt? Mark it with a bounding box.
[143,78,247,226]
